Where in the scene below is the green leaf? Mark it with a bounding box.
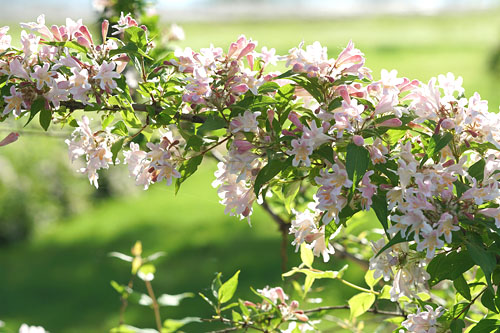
[482,288,499,313]
[364,270,381,289]
[466,239,497,290]
[453,274,471,301]
[284,181,301,214]
[163,317,201,333]
[254,156,291,195]
[185,135,204,152]
[111,121,128,136]
[199,292,215,309]
[44,40,88,54]
[427,250,474,286]
[423,132,453,165]
[468,158,486,182]
[300,243,314,268]
[197,115,227,134]
[137,264,156,281]
[157,292,194,307]
[102,114,115,129]
[348,292,375,319]
[315,144,334,164]
[123,26,148,49]
[345,143,370,189]
[449,319,465,333]
[324,222,340,244]
[39,108,52,131]
[175,155,203,194]
[375,233,406,257]
[25,97,45,127]
[469,319,500,333]
[218,270,240,304]
[328,97,342,111]
[111,138,125,165]
[444,302,469,320]
[372,192,389,233]
[116,76,132,103]
[120,108,142,129]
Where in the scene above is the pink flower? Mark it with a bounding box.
[0,26,12,52]
[31,63,55,90]
[288,138,313,167]
[112,12,138,35]
[358,170,377,210]
[3,86,26,117]
[230,110,260,133]
[94,61,121,91]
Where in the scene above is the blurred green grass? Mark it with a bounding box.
[1,10,500,332]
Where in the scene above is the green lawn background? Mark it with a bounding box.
[1,10,500,332]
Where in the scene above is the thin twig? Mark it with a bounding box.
[119,276,135,326]
[304,305,405,317]
[332,243,369,270]
[145,280,163,332]
[59,101,207,123]
[261,199,289,273]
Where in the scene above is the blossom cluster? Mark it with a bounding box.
[244,286,313,332]
[0,14,128,118]
[168,35,279,106]
[3,13,500,332]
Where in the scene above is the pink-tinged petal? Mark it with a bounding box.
[0,132,19,147]
[353,135,364,146]
[377,118,402,128]
[101,20,109,43]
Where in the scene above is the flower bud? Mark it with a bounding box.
[352,135,364,146]
[442,159,455,167]
[79,25,94,45]
[288,111,303,130]
[101,19,109,43]
[440,118,455,130]
[294,311,309,322]
[234,140,254,153]
[377,118,402,128]
[237,42,256,60]
[0,132,19,147]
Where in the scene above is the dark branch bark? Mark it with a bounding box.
[304,305,406,317]
[59,101,207,123]
[261,199,289,273]
[332,243,369,270]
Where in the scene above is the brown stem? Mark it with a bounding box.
[304,305,405,317]
[199,135,233,156]
[201,317,266,333]
[453,286,487,321]
[261,199,289,273]
[332,243,369,270]
[145,280,163,332]
[119,276,135,326]
[59,101,207,123]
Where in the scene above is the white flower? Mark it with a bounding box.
[69,68,92,104]
[289,208,317,251]
[230,110,261,133]
[168,23,185,41]
[288,138,313,167]
[0,26,12,52]
[19,324,46,333]
[3,86,25,117]
[94,61,121,91]
[65,116,115,188]
[401,305,444,333]
[31,63,55,90]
